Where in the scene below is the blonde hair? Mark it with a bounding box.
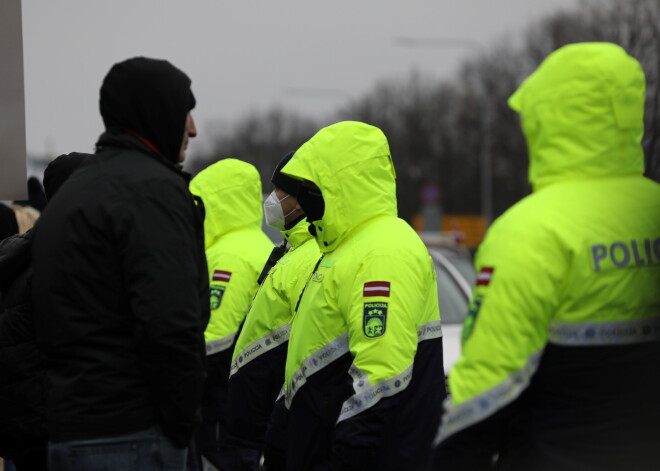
[12,205,40,233]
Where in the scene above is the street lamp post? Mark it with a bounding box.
[394,36,493,223]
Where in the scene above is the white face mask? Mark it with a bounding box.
[263,191,295,230]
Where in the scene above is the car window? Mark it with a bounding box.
[435,264,470,324]
[436,248,476,287]
[429,247,475,325]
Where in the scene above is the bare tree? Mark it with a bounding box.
[523,0,660,180]
[198,0,659,223]
[190,107,319,188]
[335,72,464,221]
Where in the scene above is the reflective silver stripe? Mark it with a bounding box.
[229,323,291,377]
[205,331,238,356]
[337,364,414,423]
[201,456,220,471]
[285,333,350,408]
[276,384,285,401]
[418,319,443,342]
[548,317,660,346]
[285,320,442,410]
[347,363,371,393]
[434,350,543,445]
[335,320,442,422]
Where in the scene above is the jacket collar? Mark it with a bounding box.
[95,129,192,183]
[281,218,313,250]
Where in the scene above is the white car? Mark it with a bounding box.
[423,235,476,375]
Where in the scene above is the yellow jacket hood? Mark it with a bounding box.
[508,42,645,191]
[190,158,264,249]
[281,121,397,252]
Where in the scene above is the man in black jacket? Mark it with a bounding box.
[32,57,209,471]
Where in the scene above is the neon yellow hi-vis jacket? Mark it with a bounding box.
[437,43,660,466]
[226,219,319,447]
[230,218,320,376]
[190,158,273,355]
[281,121,445,470]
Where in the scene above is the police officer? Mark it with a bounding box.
[434,43,660,470]
[188,158,274,471]
[226,151,321,471]
[280,121,446,470]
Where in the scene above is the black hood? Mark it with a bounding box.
[98,57,195,163]
[271,151,302,197]
[43,152,91,201]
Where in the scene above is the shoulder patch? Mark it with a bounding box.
[476,267,494,286]
[213,270,232,282]
[363,302,388,338]
[210,285,226,310]
[363,281,390,297]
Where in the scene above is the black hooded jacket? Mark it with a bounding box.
[32,57,209,448]
[0,152,89,461]
[0,231,47,459]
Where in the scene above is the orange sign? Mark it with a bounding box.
[412,214,488,249]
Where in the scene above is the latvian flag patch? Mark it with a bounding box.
[363,281,391,297]
[476,267,494,286]
[213,270,232,283]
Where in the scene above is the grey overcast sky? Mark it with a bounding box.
[22,0,580,160]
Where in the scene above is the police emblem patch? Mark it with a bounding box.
[210,285,226,310]
[363,302,387,338]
